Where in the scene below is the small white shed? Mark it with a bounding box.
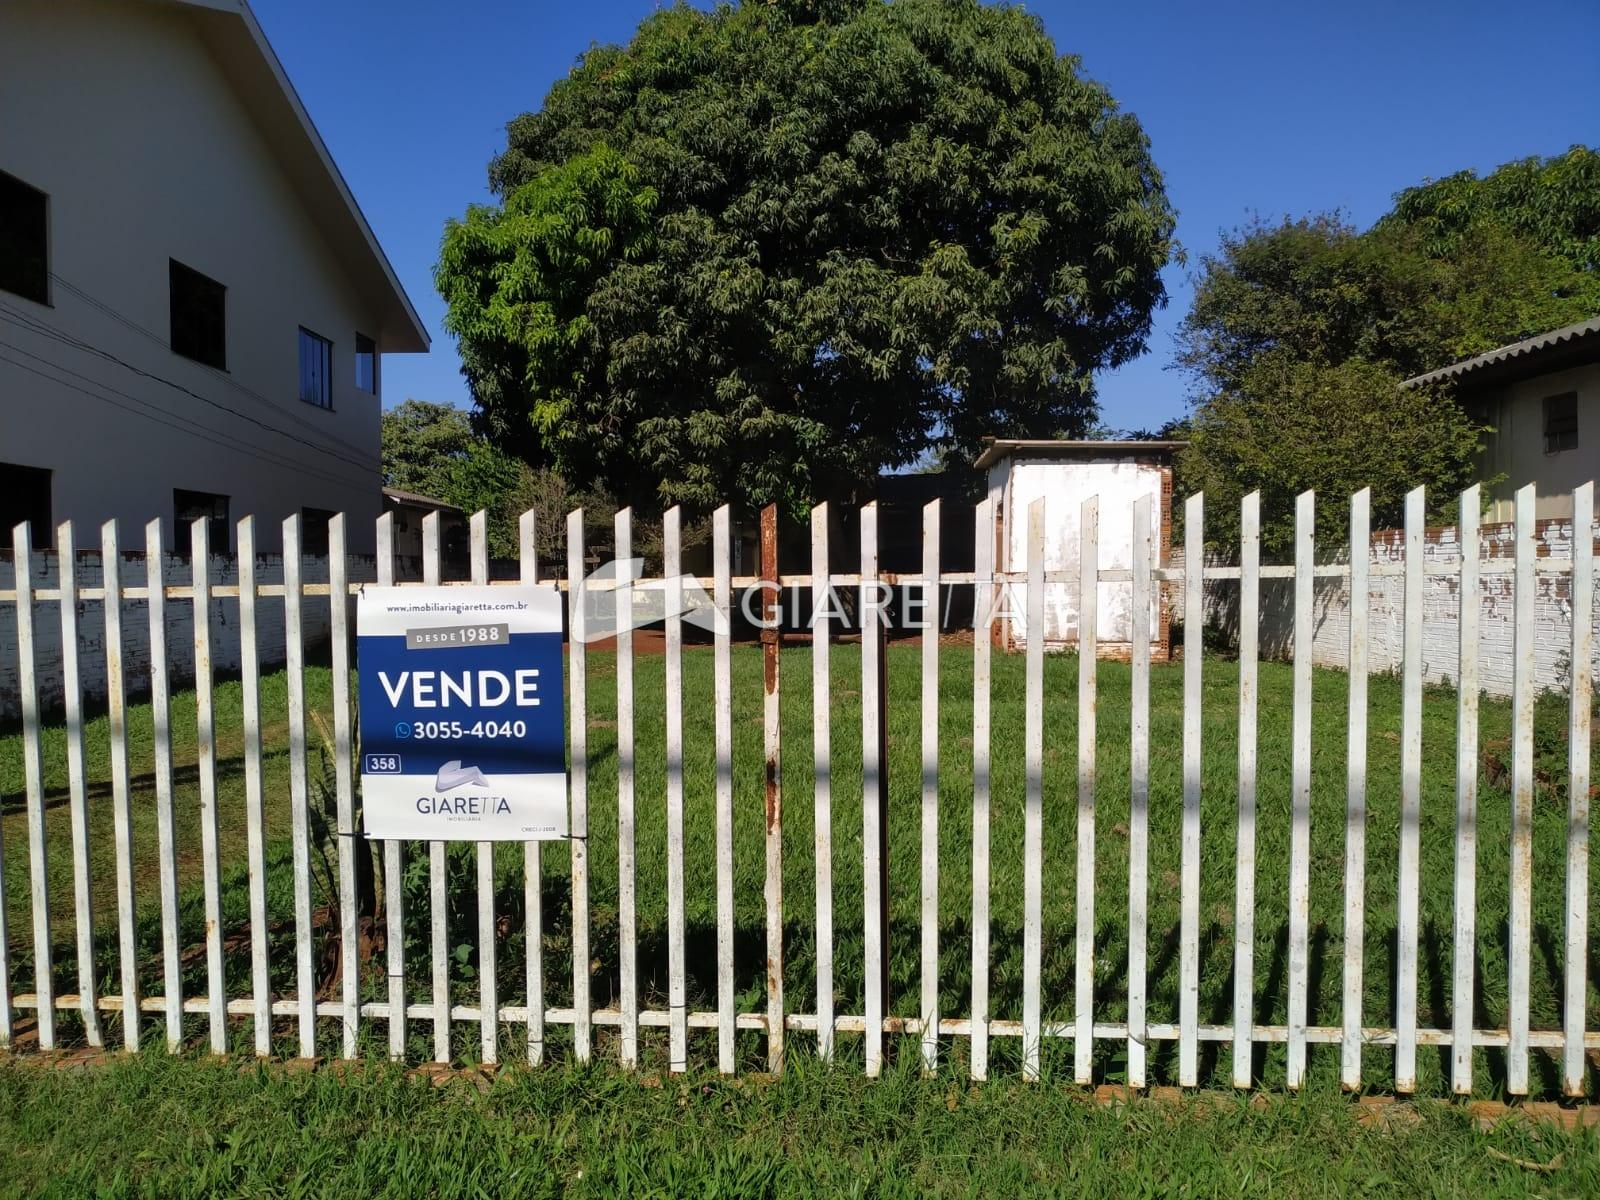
[976,439,1181,658]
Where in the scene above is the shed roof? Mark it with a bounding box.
[1400,316,1600,391]
[382,486,463,513]
[973,438,1187,470]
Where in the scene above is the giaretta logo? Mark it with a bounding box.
[434,760,489,791]
[576,558,727,642]
[577,556,995,641]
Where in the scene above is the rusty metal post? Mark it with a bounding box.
[760,504,784,1070]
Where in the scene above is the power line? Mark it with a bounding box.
[0,302,381,477]
[0,346,374,497]
[0,344,378,497]
[0,301,379,475]
[49,273,384,463]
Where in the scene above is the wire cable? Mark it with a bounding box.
[0,344,379,498]
[0,302,381,476]
[48,272,384,462]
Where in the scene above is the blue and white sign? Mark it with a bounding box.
[357,584,567,840]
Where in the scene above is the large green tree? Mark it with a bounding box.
[1176,147,1599,550]
[437,0,1176,512]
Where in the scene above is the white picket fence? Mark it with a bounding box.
[0,480,1594,1097]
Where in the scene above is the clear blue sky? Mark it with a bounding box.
[255,0,1599,433]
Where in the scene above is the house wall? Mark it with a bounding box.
[1474,361,1600,521]
[0,0,390,555]
[992,456,1170,653]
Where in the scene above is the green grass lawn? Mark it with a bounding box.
[1,664,343,1003]
[0,1053,1594,1199]
[1,641,1595,1097]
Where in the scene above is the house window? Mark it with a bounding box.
[0,171,49,304]
[299,327,333,408]
[355,333,377,394]
[1544,392,1578,454]
[174,488,229,554]
[301,506,336,556]
[170,260,227,368]
[0,462,52,549]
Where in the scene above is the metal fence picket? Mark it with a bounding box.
[0,485,1591,1097]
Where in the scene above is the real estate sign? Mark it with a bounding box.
[356,585,567,840]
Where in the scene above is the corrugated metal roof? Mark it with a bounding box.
[381,486,463,512]
[1401,316,1600,389]
[973,438,1187,470]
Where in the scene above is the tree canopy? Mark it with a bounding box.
[382,399,565,560]
[380,399,480,505]
[381,399,691,567]
[1176,146,1599,552]
[1381,146,1600,275]
[437,0,1176,513]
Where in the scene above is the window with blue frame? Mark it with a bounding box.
[355,332,377,394]
[299,326,332,408]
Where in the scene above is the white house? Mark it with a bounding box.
[1402,316,1598,521]
[977,439,1180,657]
[0,0,428,556]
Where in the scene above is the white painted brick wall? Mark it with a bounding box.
[1174,517,1600,698]
[0,550,378,720]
